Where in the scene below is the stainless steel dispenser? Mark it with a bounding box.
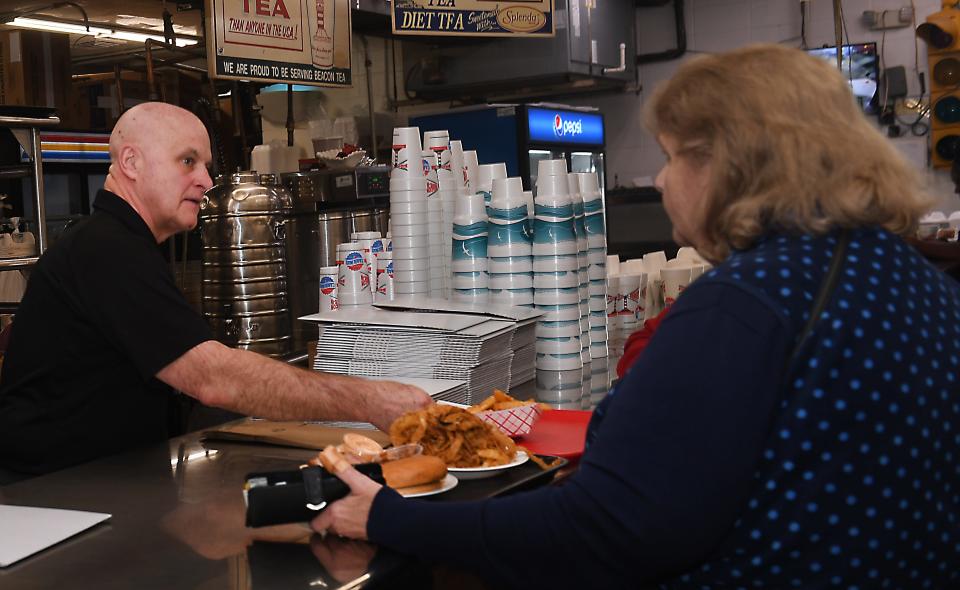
[199,172,294,357]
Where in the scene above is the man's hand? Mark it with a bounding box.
[365,381,432,432]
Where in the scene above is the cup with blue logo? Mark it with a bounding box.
[318,265,339,311]
[391,127,422,178]
[375,251,394,302]
[336,242,371,306]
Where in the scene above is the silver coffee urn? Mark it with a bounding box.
[199,172,294,357]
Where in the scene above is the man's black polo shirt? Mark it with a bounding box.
[0,190,212,476]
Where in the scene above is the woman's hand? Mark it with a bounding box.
[310,455,383,540]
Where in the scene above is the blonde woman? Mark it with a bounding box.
[311,45,960,588]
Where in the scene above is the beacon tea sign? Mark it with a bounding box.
[392,0,554,38]
[207,0,352,87]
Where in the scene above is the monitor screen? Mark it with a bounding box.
[806,43,879,115]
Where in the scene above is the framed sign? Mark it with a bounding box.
[207,0,352,87]
[392,0,554,37]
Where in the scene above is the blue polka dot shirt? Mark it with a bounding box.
[366,227,960,589]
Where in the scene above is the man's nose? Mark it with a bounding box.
[197,167,213,191]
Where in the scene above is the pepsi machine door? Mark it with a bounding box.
[570,151,605,199]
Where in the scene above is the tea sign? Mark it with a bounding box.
[392,0,554,37]
[207,0,352,86]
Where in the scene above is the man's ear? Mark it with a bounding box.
[115,145,141,179]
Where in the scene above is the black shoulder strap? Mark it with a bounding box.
[783,229,851,376]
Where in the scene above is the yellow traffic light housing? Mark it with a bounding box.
[918,2,960,167]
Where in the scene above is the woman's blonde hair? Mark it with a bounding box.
[645,43,932,261]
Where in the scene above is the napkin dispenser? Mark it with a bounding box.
[243,464,384,527]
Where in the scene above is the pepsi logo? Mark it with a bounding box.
[345,251,364,271]
[552,114,584,138]
[320,275,336,294]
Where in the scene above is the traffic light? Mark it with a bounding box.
[918,2,960,167]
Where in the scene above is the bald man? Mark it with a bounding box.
[0,103,430,482]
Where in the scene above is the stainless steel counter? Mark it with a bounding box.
[0,426,566,589]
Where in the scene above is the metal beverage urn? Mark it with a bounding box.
[199,172,294,357]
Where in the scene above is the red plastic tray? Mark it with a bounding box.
[516,409,592,460]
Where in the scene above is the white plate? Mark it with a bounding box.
[448,451,529,480]
[399,473,459,498]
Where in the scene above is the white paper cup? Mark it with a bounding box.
[489,272,533,290]
[424,130,451,170]
[489,256,534,274]
[573,171,600,195]
[587,263,607,281]
[390,223,429,237]
[391,127,422,177]
[448,141,466,189]
[395,280,430,294]
[536,319,581,338]
[536,174,570,199]
[536,367,585,391]
[452,288,489,302]
[319,265,339,311]
[536,335,582,355]
[393,257,430,272]
[337,242,371,300]
[491,176,525,204]
[476,163,508,193]
[453,192,488,220]
[452,257,488,273]
[389,235,429,252]
[375,254,394,302]
[534,270,579,289]
[533,254,579,272]
[532,238,579,257]
[390,201,428,215]
[589,295,606,313]
[536,351,582,371]
[536,303,581,322]
[588,311,607,328]
[452,271,488,289]
[535,287,580,305]
[390,175,427,192]
[537,159,568,179]
[661,266,694,307]
[489,287,534,306]
[463,150,479,190]
[395,267,430,283]
[390,188,428,203]
[589,341,608,359]
[391,211,427,226]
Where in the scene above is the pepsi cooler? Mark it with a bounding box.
[410,104,607,197]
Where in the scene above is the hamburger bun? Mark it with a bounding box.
[382,454,447,490]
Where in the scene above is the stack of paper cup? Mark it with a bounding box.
[337,242,371,307]
[535,368,585,407]
[568,174,591,366]
[350,231,383,304]
[463,150,479,193]
[422,149,444,296]
[437,168,458,295]
[319,265,339,311]
[661,264,694,309]
[424,130,451,172]
[487,176,533,308]
[390,127,430,296]
[533,160,582,372]
[590,357,609,406]
[476,163,507,204]
[604,272,619,357]
[449,140,467,190]
[574,171,608,358]
[451,181,489,303]
[615,271,645,351]
[375,251,395,302]
[642,251,667,319]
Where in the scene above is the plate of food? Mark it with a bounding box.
[447,451,529,480]
[399,473,458,498]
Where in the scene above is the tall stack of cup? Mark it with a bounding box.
[463,150,480,193]
[642,251,668,319]
[475,163,507,204]
[615,270,645,356]
[449,140,467,190]
[349,231,383,304]
[533,159,582,372]
[319,265,339,311]
[437,168,458,295]
[375,251,394,302]
[576,172,608,359]
[487,177,533,308]
[451,179,489,303]
[567,174,591,367]
[337,242,371,307]
[390,127,430,296]
[422,149,445,296]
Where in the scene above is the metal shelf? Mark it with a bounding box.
[0,114,61,128]
[0,256,40,271]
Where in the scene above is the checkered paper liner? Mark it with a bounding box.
[479,404,543,437]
